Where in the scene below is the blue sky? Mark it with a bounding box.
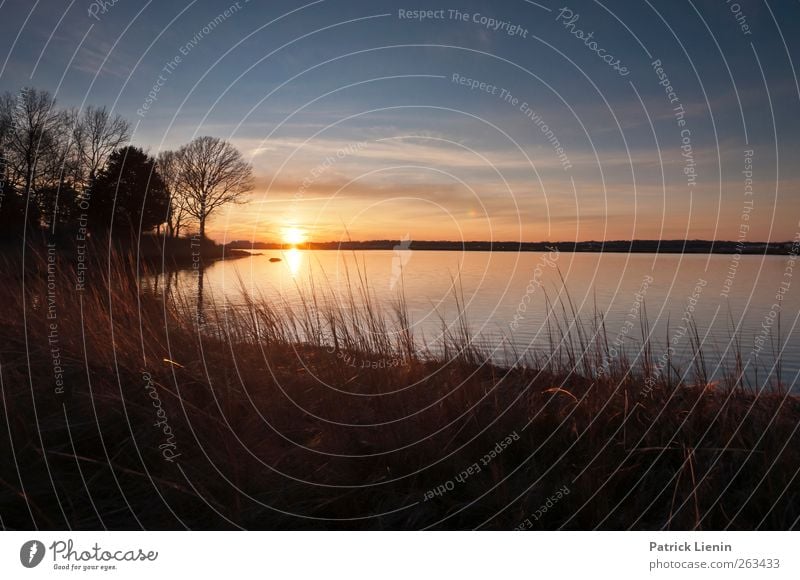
[2,0,798,242]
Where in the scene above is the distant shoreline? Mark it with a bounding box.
[226,239,797,255]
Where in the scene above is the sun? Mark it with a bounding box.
[282,226,307,246]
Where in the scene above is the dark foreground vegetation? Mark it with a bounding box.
[0,248,798,531]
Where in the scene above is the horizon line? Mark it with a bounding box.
[223,238,796,246]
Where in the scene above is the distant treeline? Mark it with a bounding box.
[227,239,796,254]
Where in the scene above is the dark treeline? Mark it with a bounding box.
[0,87,252,255]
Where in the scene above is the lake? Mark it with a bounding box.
[154,249,800,389]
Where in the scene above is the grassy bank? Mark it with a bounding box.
[0,248,798,530]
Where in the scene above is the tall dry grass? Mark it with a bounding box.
[0,244,798,530]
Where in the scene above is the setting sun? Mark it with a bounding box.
[282,226,307,246]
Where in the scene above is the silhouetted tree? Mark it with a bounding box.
[157,150,189,238]
[89,146,169,238]
[0,89,58,195]
[171,136,253,242]
[0,88,63,230]
[0,180,26,241]
[73,105,130,187]
[38,183,81,236]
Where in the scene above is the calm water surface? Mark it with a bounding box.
[154,250,800,388]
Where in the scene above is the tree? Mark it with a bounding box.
[89,146,170,238]
[73,105,130,186]
[157,150,189,238]
[37,108,81,232]
[0,88,63,228]
[172,136,253,242]
[0,88,62,194]
[0,158,25,240]
[0,93,133,236]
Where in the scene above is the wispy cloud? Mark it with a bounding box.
[70,38,134,79]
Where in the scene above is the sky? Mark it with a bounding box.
[1,0,799,243]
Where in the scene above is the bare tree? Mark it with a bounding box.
[172,136,253,242]
[73,105,130,187]
[38,107,81,229]
[157,150,190,238]
[42,108,80,186]
[0,87,62,198]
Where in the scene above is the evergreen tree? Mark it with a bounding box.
[89,146,169,238]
